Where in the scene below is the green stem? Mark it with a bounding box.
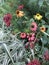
[36,32,40,39]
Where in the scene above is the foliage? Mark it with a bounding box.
[0,0,49,65]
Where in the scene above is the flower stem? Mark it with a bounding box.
[43,32,49,36]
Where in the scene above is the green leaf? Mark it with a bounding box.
[45,12,49,20]
[38,0,44,7]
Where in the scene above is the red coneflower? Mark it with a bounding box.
[20,32,26,39]
[18,5,24,10]
[27,33,35,42]
[30,22,37,32]
[30,42,35,49]
[3,13,12,27]
[32,59,41,65]
[27,59,41,65]
[43,50,49,61]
